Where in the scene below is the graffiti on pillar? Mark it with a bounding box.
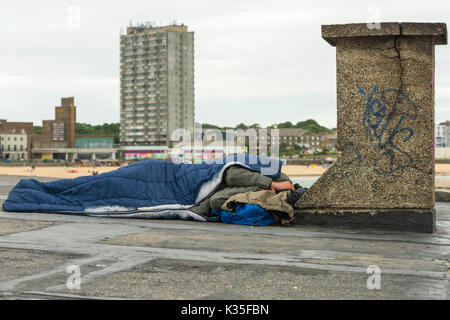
[341,129,362,184]
[357,86,418,175]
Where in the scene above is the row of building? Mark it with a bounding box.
[1,23,337,162]
[266,128,336,153]
[0,97,116,162]
[0,97,336,162]
[125,128,337,161]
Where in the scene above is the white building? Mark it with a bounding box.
[436,121,450,148]
[0,131,28,160]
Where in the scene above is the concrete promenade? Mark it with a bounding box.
[0,175,448,299]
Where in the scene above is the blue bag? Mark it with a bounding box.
[212,203,274,226]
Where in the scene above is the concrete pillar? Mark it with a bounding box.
[295,23,447,233]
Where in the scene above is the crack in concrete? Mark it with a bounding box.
[394,24,404,107]
[0,239,447,284]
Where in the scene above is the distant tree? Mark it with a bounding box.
[279,143,290,157]
[293,144,304,155]
[202,123,223,130]
[277,121,295,129]
[235,123,248,130]
[295,119,331,134]
[33,126,42,134]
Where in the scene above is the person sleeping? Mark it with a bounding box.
[191,166,298,223]
[2,155,306,225]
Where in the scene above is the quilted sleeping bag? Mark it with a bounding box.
[2,154,282,221]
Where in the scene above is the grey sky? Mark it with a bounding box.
[0,0,449,129]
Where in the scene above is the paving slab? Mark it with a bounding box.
[0,248,82,282]
[0,218,62,236]
[101,228,448,272]
[60,258,448,300]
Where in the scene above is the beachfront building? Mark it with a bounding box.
[124,146,169,161]
[273,129,304,147]
[436,121,450,148]
[0,119,33,160]
[31,97,118,161]
[317,130,337,151]
[264,128,321,153]
[0,131,28,160]
[120,23,195,148]
[75,135,116,160]
[124,145,246,163]
[298,130,321,153]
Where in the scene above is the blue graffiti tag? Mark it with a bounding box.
[357,86,418,175]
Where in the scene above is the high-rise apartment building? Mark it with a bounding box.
[120,23,194,146]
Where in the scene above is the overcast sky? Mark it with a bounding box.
[0,0,449,129]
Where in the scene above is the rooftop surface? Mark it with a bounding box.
[0,174,448,299]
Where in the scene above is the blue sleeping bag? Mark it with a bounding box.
[2,154,282,221]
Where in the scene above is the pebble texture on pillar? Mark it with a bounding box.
[294,23,447,232]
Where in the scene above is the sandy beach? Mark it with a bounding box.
[0,166,121,179]
[0,164,329,179]
[1,163,450,179]
[0,165,326,178]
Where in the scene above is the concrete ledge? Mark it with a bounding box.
[293,209,436,233]
[322,22,447,46]
[401,22,447,44]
